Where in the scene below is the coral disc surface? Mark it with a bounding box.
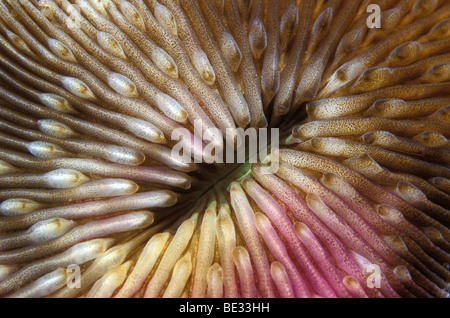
[0,0,449,298]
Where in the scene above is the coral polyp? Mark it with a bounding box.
[0,0,449,298]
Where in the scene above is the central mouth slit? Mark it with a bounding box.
[152,107,308,251]
[193,161,251,200]
[184,118,298,204]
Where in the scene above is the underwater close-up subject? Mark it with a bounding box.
[0,0,449,299]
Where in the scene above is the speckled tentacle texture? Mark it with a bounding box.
[0,0,448,298]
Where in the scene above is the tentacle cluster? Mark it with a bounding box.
[0,0,449,298]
